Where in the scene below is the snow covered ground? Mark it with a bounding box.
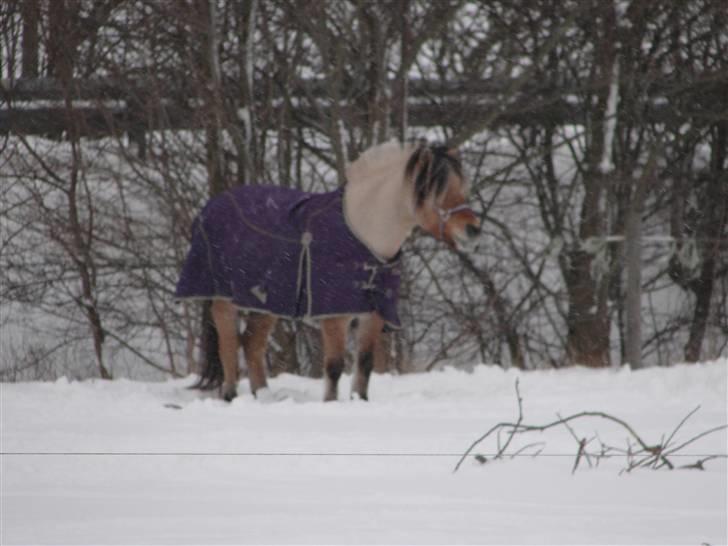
[1,360,726,545]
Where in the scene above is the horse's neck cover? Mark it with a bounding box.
[175,185,401,329]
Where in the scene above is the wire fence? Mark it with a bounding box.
[2,451,726,458]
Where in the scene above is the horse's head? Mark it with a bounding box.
[405,143,481,250]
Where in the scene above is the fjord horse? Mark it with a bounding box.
[181,141,480,402]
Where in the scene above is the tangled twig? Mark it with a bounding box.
[454,380,727,474]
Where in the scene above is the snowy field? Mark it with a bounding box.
[1,360,726,545]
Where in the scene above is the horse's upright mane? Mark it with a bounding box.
[345,140,415,187]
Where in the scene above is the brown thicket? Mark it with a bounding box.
[1,0,725,380]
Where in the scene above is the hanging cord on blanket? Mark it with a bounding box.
[295,192,343,317]
[296,231,314,317]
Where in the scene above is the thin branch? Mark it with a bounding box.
[454,380,727,474]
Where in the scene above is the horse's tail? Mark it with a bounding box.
[190,300,224,390]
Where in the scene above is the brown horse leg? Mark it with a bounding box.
[321,316,350,401]
[211,299,240,401]
[241,313,277,397]
[351,313,384,401]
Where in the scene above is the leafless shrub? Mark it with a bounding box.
[454,379,728,474]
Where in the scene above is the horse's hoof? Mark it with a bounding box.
[350,392,369,402]
[221,385,237,402]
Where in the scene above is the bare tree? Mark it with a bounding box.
[2,0,726,380]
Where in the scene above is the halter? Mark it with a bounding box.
[436,203,474,240]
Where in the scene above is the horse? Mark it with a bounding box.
[175,140,480,402]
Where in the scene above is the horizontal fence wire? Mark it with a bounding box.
[1,451,726,458]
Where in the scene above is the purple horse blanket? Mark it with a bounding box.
[175,185,401,328]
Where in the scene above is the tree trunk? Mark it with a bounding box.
[684,121,727,362]
[235,0,257,186]
[624,151,656,369]
[21,0,40,78]
[564,248,611,367]
[564,3,617,367]
[201,0,226,197]
[46,0,78,81]
[396,0,410,142]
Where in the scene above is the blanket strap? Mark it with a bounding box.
[437,204,474,239]
[361,262,397,312]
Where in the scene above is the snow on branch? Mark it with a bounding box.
[454,379,727,474]
[598,57,620,174]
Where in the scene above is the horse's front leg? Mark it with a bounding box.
[321,317,350,401]
[352,313,384,401]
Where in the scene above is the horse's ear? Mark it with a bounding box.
[420,146,434,167]
[406,143,432,179]
[405,144,435,206]
[415,147,434,188]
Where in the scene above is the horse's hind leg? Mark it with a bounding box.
[351,313,384,401]
[211,299,240,401]
[241,313,277,397]
[321,316,351,401]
